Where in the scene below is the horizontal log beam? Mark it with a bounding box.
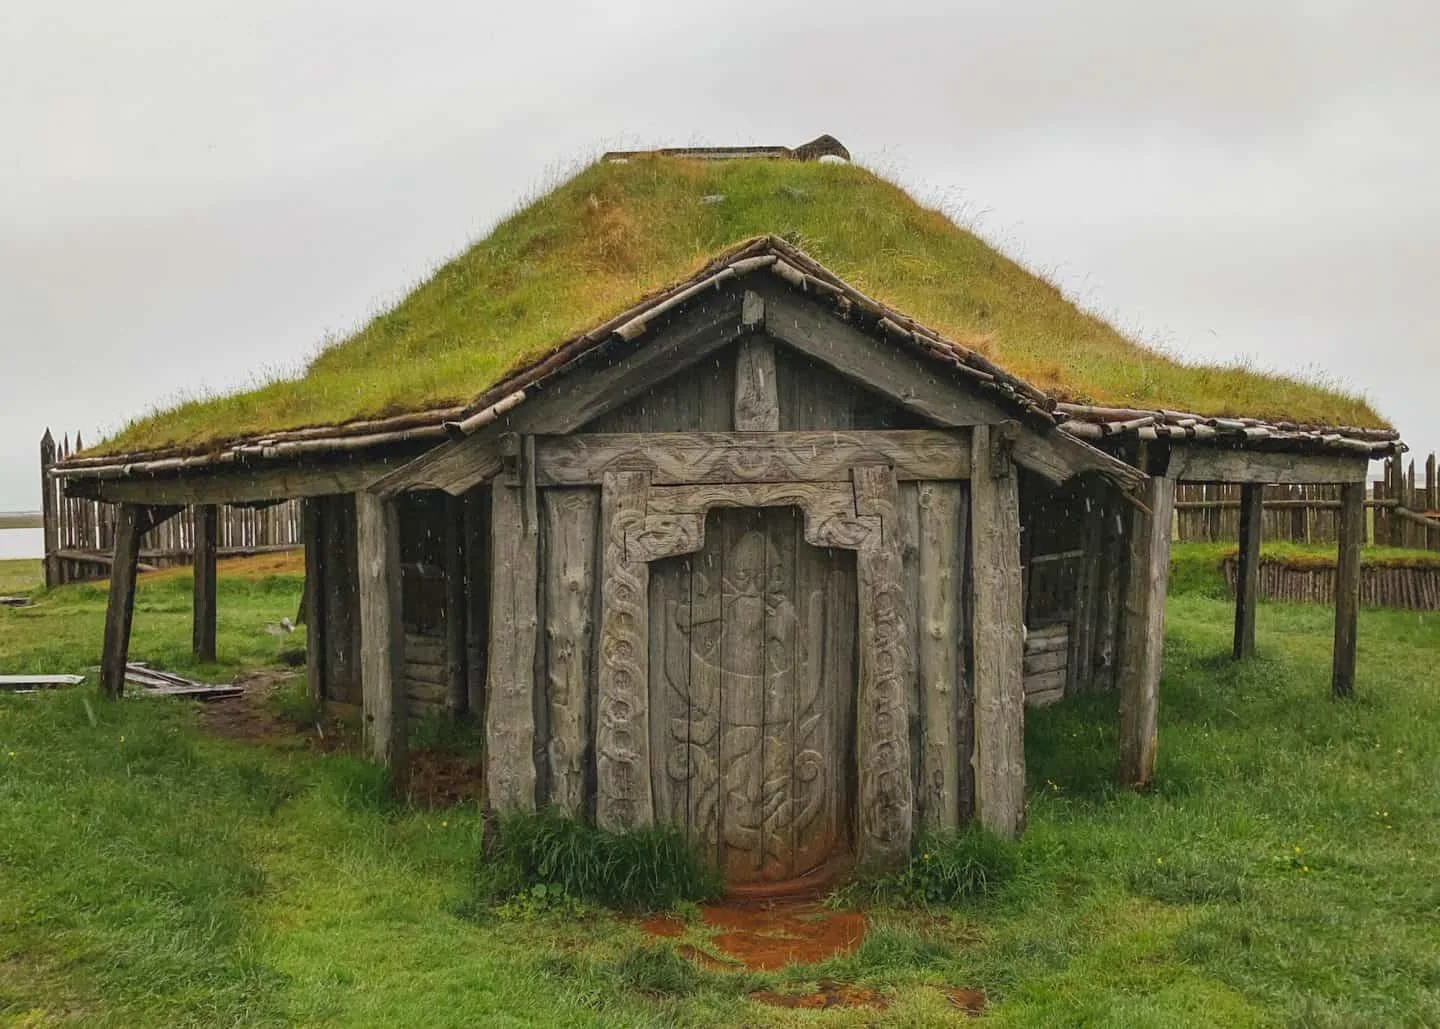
[77,459,409,506]
[1168,445,1370,484]
[533,430,971,486]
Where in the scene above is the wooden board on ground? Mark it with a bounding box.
[0,674,86,691]
[124,664,244,701]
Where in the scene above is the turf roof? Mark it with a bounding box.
[95,156,1385,457]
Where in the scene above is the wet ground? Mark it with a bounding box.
[643,899,868,971]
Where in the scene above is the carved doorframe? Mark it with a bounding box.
[595,463,914,870]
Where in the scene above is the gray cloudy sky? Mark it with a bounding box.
[2,0,1437,511]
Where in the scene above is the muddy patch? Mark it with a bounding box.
[749,979,888,1010]
[642,900,867,971]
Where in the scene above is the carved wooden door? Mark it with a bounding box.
[650,506,856,884]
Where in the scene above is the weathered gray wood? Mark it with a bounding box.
[898,482,922,829]
[543,488,598,815]
[1117,473,1175,789]
[464,488,490,717]
[649,549,691,830]
[688,526,724,862]
[1024,649,1068,675]
[486,479,539,810]
[534,430,970,487]
[301,498,326,703]
[734,336,780,431]
[356,491,407,781]
[1233,483,1263,660]
[852,464,915,866]
[917,480,966,829]
[443,494,468,714]
[192,504,218,663]
[325,495,363,704]
[757,282,1143,489]
[1092,496,1126,692]
[760,507,798,880]
[719,509,766,880]
[90,459,410,506]
[1332,482,1364,697]
[969,426,1026,838]
[596,470,653,829]
[99,504,146,699]
[1168,445,1369,485]
[377,293,748,496]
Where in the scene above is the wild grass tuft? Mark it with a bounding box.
[467,808,722,914]
[835,826,1020,909]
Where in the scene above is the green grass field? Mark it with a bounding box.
[1,549,1437,1027]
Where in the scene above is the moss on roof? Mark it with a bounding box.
[96,156,1385,457]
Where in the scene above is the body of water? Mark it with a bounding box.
[0,528,44,560]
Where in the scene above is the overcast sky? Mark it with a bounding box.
[2,0,1436,511]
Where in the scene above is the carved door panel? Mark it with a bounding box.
[650,506,856,884]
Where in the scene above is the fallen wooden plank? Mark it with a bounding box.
[0,596,32,608]
[0,674,86,691]
[124,663,243,701]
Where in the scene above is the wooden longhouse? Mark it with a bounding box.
[52,139,1403,886]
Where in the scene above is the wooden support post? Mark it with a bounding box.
[100,504,147,699]
[486,476,539,811]
[40,430,59,589]
[1332,482,1363,698]
[302,498,326,703]
[356,491,407,784]
[1117,473,1175,789]
[733,330,779,431]
[917,480,967,828]
[1232,483,1263,660]
[192,504,218,663]
[969,425,1026,838]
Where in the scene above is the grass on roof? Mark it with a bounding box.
[95,157,1385,457]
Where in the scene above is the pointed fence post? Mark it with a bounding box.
[40,430,58,588]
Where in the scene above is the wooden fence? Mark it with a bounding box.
[1221,556,1440,611]
[39,430,302,585]
[1176,452,1439,550]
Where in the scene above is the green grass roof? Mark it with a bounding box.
[95,157,1385,457]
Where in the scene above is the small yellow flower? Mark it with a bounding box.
[923,853,931,861]
[6,752,14,759]
[119,736,125,744]
[1301,866,1309,873]
[1294,846,1301,855]
[441,821,449,828]
[1156,857,1163,866]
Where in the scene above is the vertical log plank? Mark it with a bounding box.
[968,426,1026,838]
[192,504,218,663]
[852,464,915,865]
[1117,473,1175,789]
[356,491,407,781]
[301,498,326,703]
[917,480,965,829]
[719,509,766,879]
[1332,482,1363,698]
[596,470,653,829]
[1232,483,1263,660]
[486,479,539,810]
[733,333,780,431]
[100,503,147,699]
[543,489,598,816]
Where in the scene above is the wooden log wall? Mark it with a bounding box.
[1220,555,1440,611]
